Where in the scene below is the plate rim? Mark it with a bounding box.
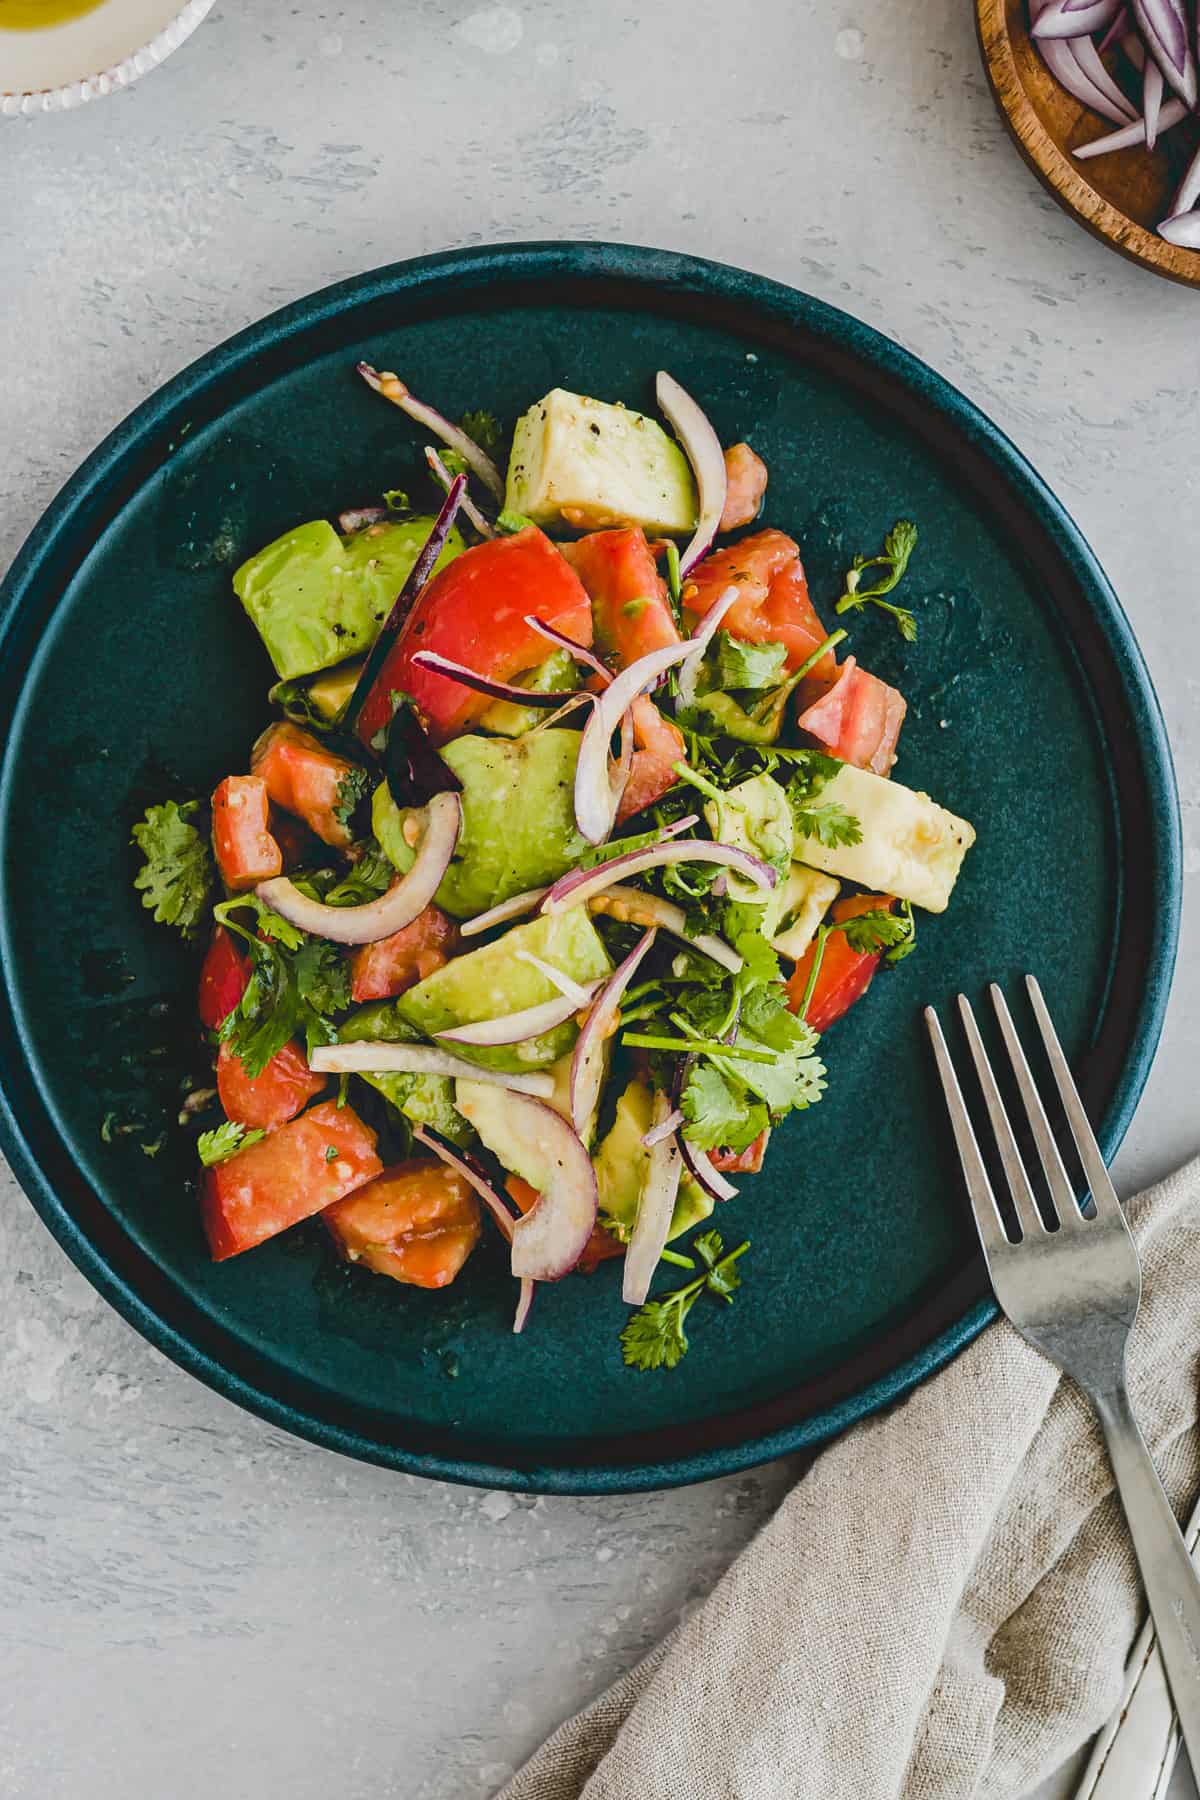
[0,239,1182,1493]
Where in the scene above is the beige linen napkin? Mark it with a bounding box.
[500,1157,1200,1800]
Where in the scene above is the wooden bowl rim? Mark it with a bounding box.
[976,0,1200,288]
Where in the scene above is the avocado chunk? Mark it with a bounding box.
[770,866,840,960]
[395,909,612,1073]
[794,764,976,913]
[505,389,698,535]
[476,650,579,737]
[373,729,589,919]
[336,1000,470,1144]
[593,1080,712,1243]
[234,517,466,680]
[702,774,794,924]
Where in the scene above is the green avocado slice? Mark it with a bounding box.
[593,1079,713,1244]
[233,517,466,680]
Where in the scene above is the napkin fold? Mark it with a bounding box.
[500,1156,1200,1800]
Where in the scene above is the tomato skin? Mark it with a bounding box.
[711,1129,770,1174]
[251,723,361,850]
[349,904,459,1003]
[786,894,893,1031]
[682,529,836,681]
[616,696,686,825]
[216,1040,326,1132]
[324,1158,481,1288]
[356,528,594,747]
[563,527,680,665]
[211,776,282,891]
[198,928,250,1030]
[795,656,906,776]
[506,1174,620,1275]
[202,1100,382,1261]
[719,444,768,532]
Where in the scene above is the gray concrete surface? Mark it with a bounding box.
[1,2,1197,1796]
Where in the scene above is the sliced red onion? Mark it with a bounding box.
[1072,33,1141,116]
[587,884,742,974]
[526,693,597,734]
[1032,0,1122,38]
[680,1135,740,1202]
[515,950,595,1007]
[675,584,741,710]
[425,447,496,538]
[573,639,695,843]
[433,983,598,1047]
[1143,54,1165,147]
[410,649,582,709]
[1098,3,1132,49]
[1074,95,1185,153]
[655,371,726,578]
[610,706,635,815]
[310,1042,555,1096]
[454,1087,598,1280]
[1033,32,1138,120]
[544,839,775,915]
[342,475,466,736]
[412,1124,517,1241]
[356,365,505,501]
[1169,139,1200,216]
[460,886,548,938]
[513,1277,535,1334]
[569,928,657,1139]
[643,1106,684,1148]
[622,1095,684,1306]
[257,791,460,944]
[525,616,612,685]
[338,505,389,532]
[1157,208,1200,246]
[1132,0,1196,103]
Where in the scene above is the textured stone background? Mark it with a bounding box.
[1,3,1197,1796]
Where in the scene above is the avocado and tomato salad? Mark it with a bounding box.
[131,369,975,1368]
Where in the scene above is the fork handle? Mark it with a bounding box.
[1094,1383,1200,1775]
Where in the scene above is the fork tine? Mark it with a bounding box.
[956,995,1045,1239]
[989,983,1083,1230]
[1024,975,1123,1223]
[923,1006,1013,1264]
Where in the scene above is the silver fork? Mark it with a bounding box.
[925,975,1200,1774]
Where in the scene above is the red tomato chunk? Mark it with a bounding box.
[356,527,594,747]
[349,904,459,1003]
[211,776,282,891]
[786,894,894,1032]
[202,1100,382,1261]
[682,529,836,683]
[718,443,768,532]
[251,723,363,849]
[564,526,680,666]
[325,1160,482,1288]
[198,928,250,1030]
[216,1040,326,1132]
[796,656,906,777]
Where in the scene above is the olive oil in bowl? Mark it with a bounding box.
[0,0,108,27]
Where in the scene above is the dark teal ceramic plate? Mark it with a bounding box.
[0,243,1180,1493]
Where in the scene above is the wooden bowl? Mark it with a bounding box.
[977,0,1200,286]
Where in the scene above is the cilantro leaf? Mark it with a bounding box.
[791,800,863,849]
[437,448,470,479]
[460,409,503,454]
[197,1121,265,1167]
[495,509,536,535]
[322,842,394,906]
[834,518,919,640]
[333,766,371,831]
[840,902,917,961]
[217,924,350,1077]
[383,488,410,513]
[131,801,214,940]
[713,633,788,692]
[620,1232,750,1371]
[681,1063,768,1152]
[213,895,306,951]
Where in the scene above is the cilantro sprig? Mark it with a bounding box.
[213,898,351,1076]
[197,1121,265,1167]
[620,1231,749,1371]
[794,902,918,1022]
[131,801,214,940]
[834,519,919,640]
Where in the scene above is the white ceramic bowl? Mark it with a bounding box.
[0,0,213,115]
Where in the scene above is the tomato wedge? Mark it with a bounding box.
[251,723,364,850]
[563,527,680,665]
[718,444,768,532]
[795,657,906,777]
[506,1173,620,1275]
[786,893,893,1031]
[324,1159,482,1288]
[211,776,282,891]
[682,529,836,681]
[202,1100,382,1260]
[216,1040,327,1132]
[355,527,593,747]
[198,928,250,1030]
[349,903,459,1003]
[616,695,686,825]
[711,1129,770,1174]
